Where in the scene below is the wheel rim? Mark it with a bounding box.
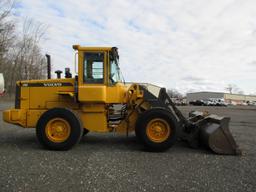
[146,118,171,143]
[45,118,71,143]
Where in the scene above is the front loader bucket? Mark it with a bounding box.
[143,87,241,155]
[189,112,241,155]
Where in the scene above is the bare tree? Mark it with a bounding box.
[225,84,233,94]
[0,1,48,95]
[225,84,244,94]
[0,0,15,22]
[17,18,47,79]
[0,0,15,71]
[6,19,47,94]
[167,89,183,98]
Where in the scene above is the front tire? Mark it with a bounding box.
[135,108,178,151]
[36,108,83,150]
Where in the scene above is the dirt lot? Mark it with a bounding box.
[0,101,255,192]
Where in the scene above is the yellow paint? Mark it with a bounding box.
[46,102,79,110]
[78,85,107,102]
[106,83,127,103]
[146,118,171,143]
[79,104,108,132]
[45,118,71,143]
[3,45,155,135]
[115,110,139,133]
[20,86,29,109]
[3,109,27,127]
[26,110,45,127]
[56,91,75,97]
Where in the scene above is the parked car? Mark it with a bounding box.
[206,98,227,106]
[189,100,205,106]
[236,101,248,106]
[214,98,228,107]
[247,101,256,106]
[172,98,187,106]
[0,73,5,96]
[202,99,215,106]
[189,98,228,106]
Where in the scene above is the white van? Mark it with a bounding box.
[0,73,5,96]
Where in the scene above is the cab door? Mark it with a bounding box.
[78,51,107,102]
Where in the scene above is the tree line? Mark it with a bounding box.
[0,0,47,96]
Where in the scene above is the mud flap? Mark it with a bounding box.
[189,111,241,155]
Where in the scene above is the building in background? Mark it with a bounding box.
[187,91,256,105]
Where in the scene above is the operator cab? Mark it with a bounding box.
[82,47,123,85]
[73,45,126,103]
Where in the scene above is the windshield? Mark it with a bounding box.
[109,48,124,84]
[110,59,123,84]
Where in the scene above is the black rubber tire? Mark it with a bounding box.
[83,128,89,136]
[135,108,178,152]
[36,108,83,150]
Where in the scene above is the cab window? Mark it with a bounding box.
[84,52,104,84]
[110,59,122,84]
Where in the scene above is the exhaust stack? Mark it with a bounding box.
[55,70,62,79]
[46,54,51,79]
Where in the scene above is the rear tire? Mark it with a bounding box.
[36,108,83,150]
[135,108,178,151]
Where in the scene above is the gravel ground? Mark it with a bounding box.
[0,101,255,192]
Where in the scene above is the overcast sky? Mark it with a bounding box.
[13,0,256,94]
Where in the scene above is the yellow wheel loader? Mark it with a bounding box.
[3,45,241,155]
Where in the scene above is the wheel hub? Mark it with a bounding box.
[45,118,71,143]
[146,118,171,143]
